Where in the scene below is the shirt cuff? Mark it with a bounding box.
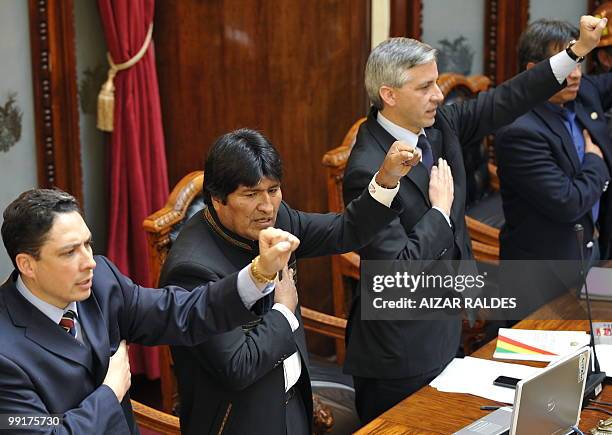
[369,172,400,207]
[272,303,299,332]
[432,206,452,228]
[237,266,275,309]
[549,50,579,84]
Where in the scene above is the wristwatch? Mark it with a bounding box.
[565,39,585,63]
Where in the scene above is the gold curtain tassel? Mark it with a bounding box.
[96,66,117,132]
[96,23,153,132]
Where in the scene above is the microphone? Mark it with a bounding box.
[573,223,605,401]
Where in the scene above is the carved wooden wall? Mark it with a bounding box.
[28,0,82,203]
[484,0,530,84]
[388,0,532,84]
[154,0,371,351]
[390,0,422,39]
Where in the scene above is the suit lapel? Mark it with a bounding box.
[575,100,612,167]
[4,276,95,375]
[533,105,581,173]
[365,110,430,204]
[78,293,110,384]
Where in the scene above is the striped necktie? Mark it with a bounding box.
[59,310,77,338]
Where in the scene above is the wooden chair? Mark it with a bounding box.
[138,171,350,434]
[130,400,180,434]
[437,73,501,264]
[321,118,365,364]
[321,73,501,357]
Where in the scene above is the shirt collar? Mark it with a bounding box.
[376,111,425,148]
[545,100,576,121]
[15,275,78,325]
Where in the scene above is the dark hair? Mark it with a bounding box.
[1,189,82,268]
[590,45,612,74]
[518,19,579,71]
[204,128,283,205]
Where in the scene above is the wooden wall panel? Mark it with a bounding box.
[390,0,422,39]
[28,0,82,202]
[155,0,371,353]
[484,0,529,84]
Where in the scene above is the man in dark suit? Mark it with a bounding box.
[160,128,418,435]
[0,188,300,434]
[341,16,608,423]
[590,2,612,137]
[495,20,612,304]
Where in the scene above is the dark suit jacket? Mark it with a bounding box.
[496,73,612,261]
[160,189,399,435]
[342,60,565,379]
[0,256,256,434]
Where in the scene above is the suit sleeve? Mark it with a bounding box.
[496,126,609,222]
[442,59,564,145]
[0,354,127,434]
[162,262,297,391]
[343,164,454,264]
[99,257,257,346]
[285,185,401,258]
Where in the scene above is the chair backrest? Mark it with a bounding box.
[143,171,205,287]
[438,73,494,206]
[322,118,366,214]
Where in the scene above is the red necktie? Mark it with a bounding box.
[59,310,77,338]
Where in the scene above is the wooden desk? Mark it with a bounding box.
[357,297,611,434]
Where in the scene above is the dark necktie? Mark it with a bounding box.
[417,134,434,172]
[59,310,77,338]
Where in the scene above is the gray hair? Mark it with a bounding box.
[365,37,437,110]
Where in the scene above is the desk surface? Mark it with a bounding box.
[356,296,611,434]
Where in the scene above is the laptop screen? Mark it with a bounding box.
[510,347,590,435]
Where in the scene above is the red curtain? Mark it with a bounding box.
[97,0,168,379]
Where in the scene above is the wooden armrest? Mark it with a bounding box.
[339,251,360,280]
[300,306,347,341]
[465,216,500,246]
[488,162,499,192]
[470,239,500,265]
[131,399,180,434]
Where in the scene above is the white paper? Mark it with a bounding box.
[594,344,612,378]
[430,356,543,404]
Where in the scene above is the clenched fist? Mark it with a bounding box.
[376,141,420,188]
[257,227,300,278]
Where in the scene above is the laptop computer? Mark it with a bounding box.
[454,346,590,435]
